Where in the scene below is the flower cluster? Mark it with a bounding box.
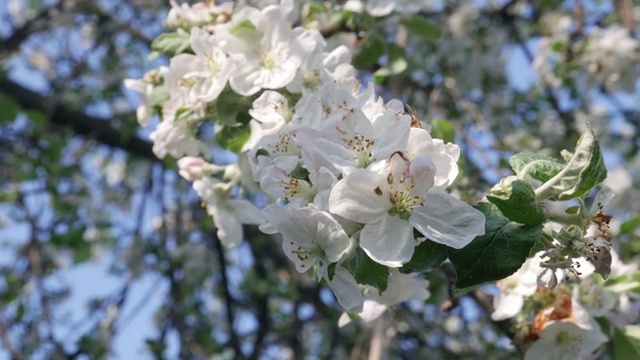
[126,0,485,313]
[492,247,638,359]
[534,17,640,93]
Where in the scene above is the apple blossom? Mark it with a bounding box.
[329,151,485,267]
[262,203,354,272]
[168,27,234,104]
[524,321,607,360]
[123,75,155,127]
[124,1,630,352]
[213,2,305,96]
[492,254,542,321]
[193,177,264,247]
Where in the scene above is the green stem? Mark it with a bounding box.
[534,180,557,201]
[545,210,583,227]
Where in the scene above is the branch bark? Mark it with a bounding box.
[0,78,157,161]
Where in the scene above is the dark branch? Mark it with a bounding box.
[0,1,65,61]
[0,78,157,161]
[212,235,244,359]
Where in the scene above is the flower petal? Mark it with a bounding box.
[327,267,364,313]
[309,211,352,262]
[229,199,265,225]
[410,190,485,249]
[360,215,414,267]
[210,205,244,247]
[491,292,524,321]
[329,170,390,224]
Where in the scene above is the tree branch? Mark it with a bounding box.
[212,235,244,359]
[0,78,157,161]
[0,1,65,61]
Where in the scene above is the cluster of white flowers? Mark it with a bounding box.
[532,188,615,290]
[125,0,485,313]
[343,0,443,17]
[492,247,638,359]
[490,187,637,358]
[581,26,640,93]
[121,1,640,357]
[534,17,640,93]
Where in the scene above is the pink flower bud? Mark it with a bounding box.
[178,156,207,181]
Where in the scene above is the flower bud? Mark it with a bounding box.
[178,156,208,181]
[537,268,558,289]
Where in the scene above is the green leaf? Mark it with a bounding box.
[353,34,385,69]
[430,118,456,144]
[401,16,442,41]
[535,127,607,201]
[399,240,447,274]
[614,325,640,359]
[215,88,253,126]
[487,176,547,225]
[149,83,169,109]
[0,94,20,123]
[353,248,389,292]
[509,153,564,182]
[215,125,251,153]
[50,227,92,263]
[25,109,47,126]
[151,29,191,57]
[604,273,640,293]
[551,41,567,52]
[230,19,257,34]
[620,216,640,235]
[373,44,407,82]
[0,272,21,304]
[0,189,18,203]
[447,202,542,289]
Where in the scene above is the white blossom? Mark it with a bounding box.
[193,177,264,247]
[262,203,354,272]
[492,254,541,321]
[329,151,485,267]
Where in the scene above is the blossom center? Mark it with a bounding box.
[268,133,300,156]
[289,242,322,269]
[281,177,315,202]
[260,51,277,69]
[555,330,581,350]
[339,132,374,168]
[302,70,321,89]
[206,56,221,75]
[387,186,424,220]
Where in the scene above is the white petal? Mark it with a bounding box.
[369,111,411,161]
[329,170,390,224]
[407,154,436,195]
[294,128,355,176]
[407,128,460,188]
[410,190,485,249]
[338,312,353,327]
[228,199,265,225]
[309,211,352,262]
[263,205,316,248]
[491,293,524,321]
[358,300,388,323]
[211,206,244,247]
[229,55,262,96]
[524,322,607,360]
[281,236,318,272]
[373,270,429,305]
[328,267,364,313]
[360,215,415,267]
